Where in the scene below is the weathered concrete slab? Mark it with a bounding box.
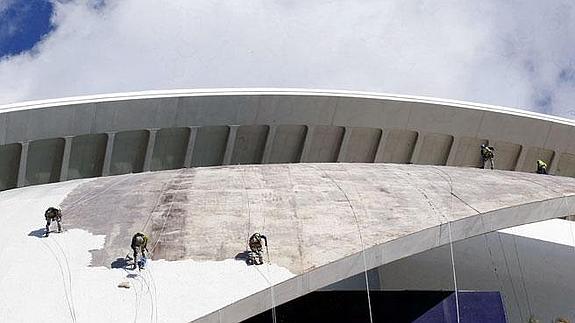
[55,163,575,322]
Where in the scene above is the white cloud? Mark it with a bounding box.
[0,0,17,41]
[0,0,14,13]
[0,0,574,117]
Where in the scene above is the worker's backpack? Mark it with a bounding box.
[482,147,494,158]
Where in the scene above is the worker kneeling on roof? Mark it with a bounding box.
[44,207,62,237]
[248,232,268,265]
[131,232,149,269]
[536,160,548,175]
[480,144,495,170]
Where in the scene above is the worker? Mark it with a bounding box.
[248,232,268,265]
[130,232,149,269]
[536,159,548,174]
[44,207,62,237]
[480,144,495,170]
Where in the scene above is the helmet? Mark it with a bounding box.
[481,144,486,148]
[135,236,144,245]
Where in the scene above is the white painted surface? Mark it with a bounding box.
[0,180,294,323]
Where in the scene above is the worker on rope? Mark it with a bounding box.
[44,207,62,237]
[536,159,548,174]
[248,232,268,265]
[130,232,149,269]
[480,144,495,170]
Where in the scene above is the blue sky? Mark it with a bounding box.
[0,0,53,57]
[0,0,574,119]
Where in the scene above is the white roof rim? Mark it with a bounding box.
[1,87,574,127]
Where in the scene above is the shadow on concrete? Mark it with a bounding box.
[126,273,138,279]
[235,250,259,266]
[28,228,46,238]
[111,257,130,269]
[235,251,250,261]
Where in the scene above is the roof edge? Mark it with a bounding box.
[1,88,574,126]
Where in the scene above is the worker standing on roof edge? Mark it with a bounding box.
[480,144,495,170]
[248,232,268,265]
[131,232,149,269]
[44,207,62,237]
[537,160,548,174]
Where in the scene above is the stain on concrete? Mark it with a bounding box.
[57,163,575,274]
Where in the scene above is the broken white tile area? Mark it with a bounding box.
[0,180,294,323]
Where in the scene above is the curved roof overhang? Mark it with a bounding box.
[2,88,574,126]
[0,89,575,192]
[50,162,575,322]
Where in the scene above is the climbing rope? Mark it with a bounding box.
[141,266,159,323]
[141,176,176,233]
[241,166,278,323]
[240,168,252,248]
[308,165,374,323]
[265,248,278,323]
[63,175,132,214]
[492,170,572,320]
[570,211,575,254]
[496,232,524,321]
[420,167,462,323]
[39,237,77,323]
[149,175,185,255]
[286,165,305,271]
[133,171,183,323]
[511,235,533,317]
[433,168,510,313]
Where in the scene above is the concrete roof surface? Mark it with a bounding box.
[59,163,575,273]
[56,163,575,322]
[3,163,575,322]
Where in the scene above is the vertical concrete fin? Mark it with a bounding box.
[514,145,528,171]
[299,125,314,162]
[59,136,73,181]
[410,131,425,164]
[184,126,199,168]
[101,132,115,177]
[373,129,389,163]
[142,129,158,172]
[17,141,29,187]
[446,137,461,166]
[261,125,277,164]
[549,150,561,175]
[223,125,239,165]
[336,127,352,162]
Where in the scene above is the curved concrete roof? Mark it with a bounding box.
[53,163,575,322]
[1,89,575,193]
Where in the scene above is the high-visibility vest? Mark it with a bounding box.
[537,160,547,169]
